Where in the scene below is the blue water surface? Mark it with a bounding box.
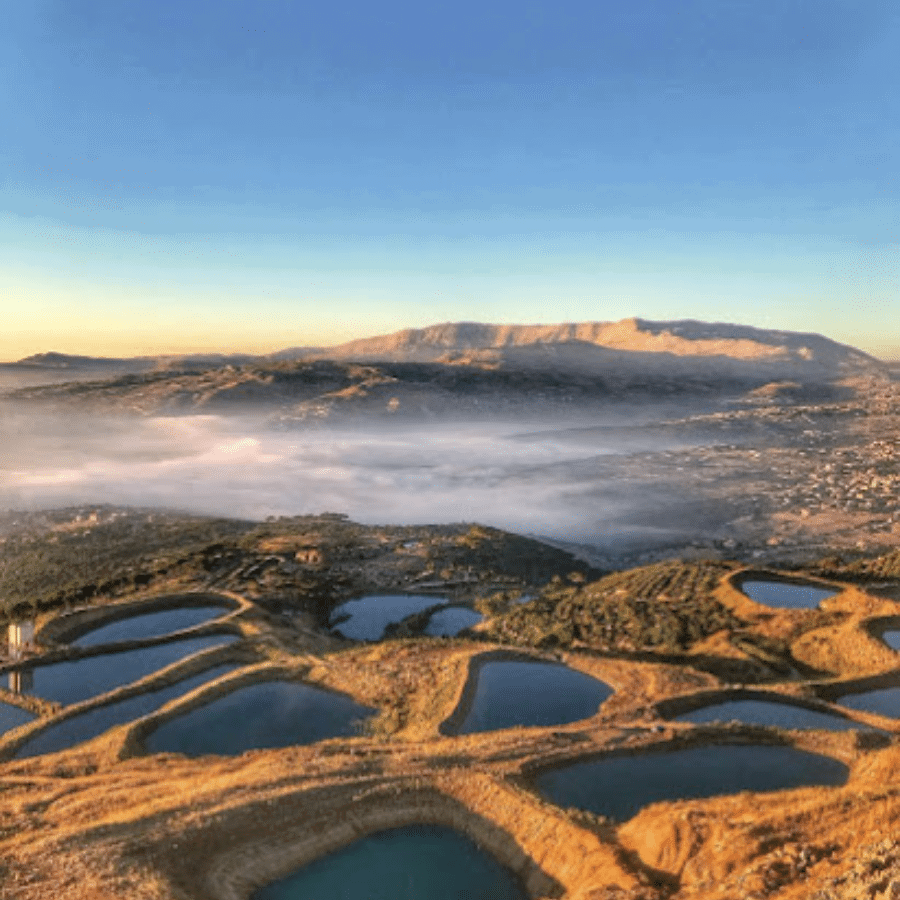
[145,679,375,756]
[252,825,526,900]
[535,744,848,822]
[15,663,239,758]
[6,635,237,705]
[449,660,612,735]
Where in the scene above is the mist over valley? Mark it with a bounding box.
[3,318,898,567]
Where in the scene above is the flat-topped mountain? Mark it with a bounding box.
[300,318,885,382]
[2,319,888,421]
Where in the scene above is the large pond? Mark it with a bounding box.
[739,578,838,609]
[144,679,376,756]
[330,594,447,641]
[836,685,900,719]
[72,605,228,647]
[0,701,34,737]
[534,744,848,821]
[423,607,484,637]
[446,659,613,735]
[5,635,238,705]
[674,697,870,731]
[251,824,527,900]
[14,663,239,759]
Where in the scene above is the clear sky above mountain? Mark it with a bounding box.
[2,1,898,360]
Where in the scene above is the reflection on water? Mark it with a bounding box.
[330,595,448,641]
[448,660,612,735]
[252,825,527,900]
[6,635,237,705]
[740,579,838,609]
[73,605,228,647]
[14,664,239,759]
[144,679,376,756]
[535,744,848,821]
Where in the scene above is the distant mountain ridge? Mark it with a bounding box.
[4,318,887,384]
[4,318,889,421]
[291,318,885,384]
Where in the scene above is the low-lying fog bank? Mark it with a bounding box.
[0,404,728,557]
[3,380,899,567]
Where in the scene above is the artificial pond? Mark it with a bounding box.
[836,684,900,719]
[0,701,34,737]
[5,635,238,705]
[534,743,849,822]
[423,606,483,637]
[673,696,870,731]
[14,663,239,759]
[251,824,527,900]
[71,604,229,647]
[444,659,613,735]
[144,679,376,756]
[738,578,838,610]
[330,594,448,641]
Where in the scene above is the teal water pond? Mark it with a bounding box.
[14,664,239,758]
[424,607,483,637]
[144,680,375,756]
[330,594,447,641]
[837,685,900,719]
[534,744,848,821]
[6,635,237,705]
[72,605,228,647]
[0,701,34,737]
[251,825,527,900]
[675,697,869,731]
[739,579,838,609]
[447,660,613,735]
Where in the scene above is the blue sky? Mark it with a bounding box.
[2,0,899,359]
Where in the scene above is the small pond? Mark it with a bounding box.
[72,604,228,647]
[0,701,34,737]
[330,594,448,641]
[6,635,238,705]
[674,697,869,731]
[534,744,848,822]
[836,685,900,719]
[251,824,527,900]
[14,663,239,759]
[446,659,613,735]
[739,578,838,610]
[144,679,376,756]
[424,607,483,637]
[882,631,900,651]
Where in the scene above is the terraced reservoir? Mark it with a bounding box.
[534,744,849,821]
[71,604,229,647]
[739,577,839,609]
[251,825,527,900]
[0,701,33,737]
[143,679,376,756]
[836,683,900,719]
[14,663,239,758]
[671,694,869,731]
[423,606,483,637]
[5,635,238,705]
[443,658,613,735]
[330,594,448,641]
